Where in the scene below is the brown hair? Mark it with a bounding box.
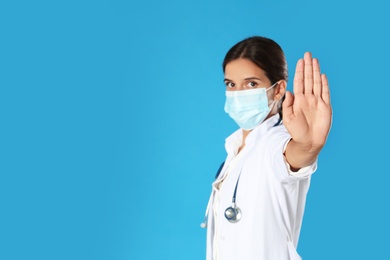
[222,36,288,84]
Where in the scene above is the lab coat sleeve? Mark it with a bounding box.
[283,138,317,176]
[268,127,317,183]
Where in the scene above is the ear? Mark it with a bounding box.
[274,80,287,101]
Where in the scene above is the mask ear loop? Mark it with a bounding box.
[267,81,284,126]
[271,81,286,126]
[266,81,279,91]
[266,82,280,107]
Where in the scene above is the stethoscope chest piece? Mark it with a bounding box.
[224,203,241,223]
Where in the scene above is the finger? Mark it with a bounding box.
[304,52,313,94]
[282,91,294,121]
[313,58,322,97]
[293,59,304,95]
[321,74,331,105]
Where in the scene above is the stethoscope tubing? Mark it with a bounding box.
[201,117,283,228]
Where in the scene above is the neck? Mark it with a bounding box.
[238,113,278,153]
[238,129,252,153]
[242,129,251,141]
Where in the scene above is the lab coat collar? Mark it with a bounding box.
[225,114,281,155]
[224,128,242,156]
[245,113,281,144]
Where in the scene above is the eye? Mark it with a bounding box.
[225,82,235,88]
[247,81,258,88]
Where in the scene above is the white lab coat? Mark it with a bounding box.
[205,114,317,260]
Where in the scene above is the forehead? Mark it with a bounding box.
[224,58,267,80]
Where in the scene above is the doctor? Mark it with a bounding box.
[203,36,332,260]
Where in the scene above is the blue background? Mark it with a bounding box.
[1,0,389,259]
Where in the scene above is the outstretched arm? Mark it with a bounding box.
[283,52,332,171]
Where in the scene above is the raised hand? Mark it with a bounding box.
[282,52,332,169]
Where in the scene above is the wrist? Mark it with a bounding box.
[290,139,323,154]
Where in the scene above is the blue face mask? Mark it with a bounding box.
[224,83,278,130]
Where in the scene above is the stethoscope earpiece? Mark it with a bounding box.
[224,203,241,223]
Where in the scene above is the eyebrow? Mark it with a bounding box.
[244,77,263,81]
[224,77,263,82]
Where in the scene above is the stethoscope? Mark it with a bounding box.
[223,173,242,223]
[200,116,282,228]
[200,170,242,228]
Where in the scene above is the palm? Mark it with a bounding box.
[283,52,332,148]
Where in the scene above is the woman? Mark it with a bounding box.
[202,36,332,260]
